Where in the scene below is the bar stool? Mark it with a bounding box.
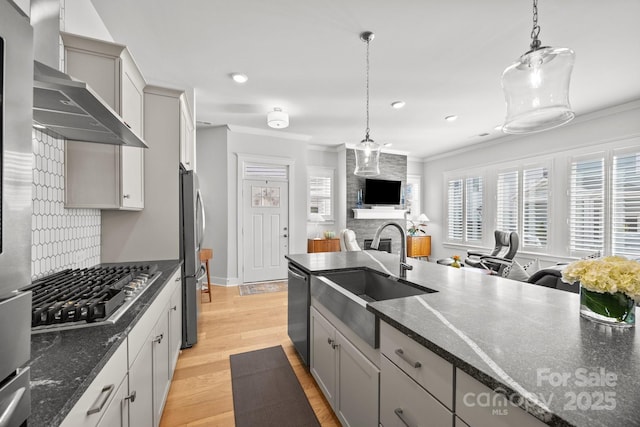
[199,248,213,302]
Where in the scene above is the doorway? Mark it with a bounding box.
[242,178,289,283]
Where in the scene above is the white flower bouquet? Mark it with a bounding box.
[562,256,639,325]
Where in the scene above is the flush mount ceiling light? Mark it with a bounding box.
[391,101,405,109]
[501,0,575,134]
[230,73,248,83]
[354,31,381,177]
[267,107,289,129]
[444,115,458,122]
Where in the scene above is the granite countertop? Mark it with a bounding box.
[286,251,640,427]
[28,259,182,427]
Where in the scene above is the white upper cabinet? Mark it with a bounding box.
[179,95,195,170]
[62,32,146,210]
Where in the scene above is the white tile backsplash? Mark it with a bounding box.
[31,130,100,279]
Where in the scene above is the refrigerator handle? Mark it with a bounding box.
[196,189,206,250]
[196,264,207,281]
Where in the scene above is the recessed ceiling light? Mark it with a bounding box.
[479,133,490,137]
[383,142,393,147]
[494,124,503,131]
[230,73,248,83]
[445,115,458,122]
[390,101,405,109]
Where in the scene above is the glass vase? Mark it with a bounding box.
[579,286,635,328]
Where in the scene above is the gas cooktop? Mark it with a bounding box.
[23,264,161,333]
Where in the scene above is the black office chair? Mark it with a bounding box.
[465,231,519,275]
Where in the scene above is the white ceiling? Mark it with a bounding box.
[89,0,640,159]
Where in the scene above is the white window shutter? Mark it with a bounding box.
[522,167,548,247]
[465,177,483,241]
[569,157,605,254]
[497,171,519,233]
[447,179,463,241]
[612,151,640,257]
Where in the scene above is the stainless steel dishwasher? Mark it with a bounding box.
[287,263,311,366]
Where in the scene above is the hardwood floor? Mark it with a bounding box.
[160,285,340,426]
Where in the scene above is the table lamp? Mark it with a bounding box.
[308,213,325,239]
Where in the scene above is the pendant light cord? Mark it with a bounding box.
[364,35,371,141]
[530,0,541,50]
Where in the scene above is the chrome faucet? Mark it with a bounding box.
[371,221,413,278]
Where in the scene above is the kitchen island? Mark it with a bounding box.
[28,259,182,426]
[286,250,640,427]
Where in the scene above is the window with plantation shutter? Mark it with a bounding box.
[569,157,605,254]
[308,168,334,221]
[446,176,483,242]
[447,179,463,240]
[497,171,519,233]
[465,177,483,241]
[522,167,548,247]
[612,151,640,257]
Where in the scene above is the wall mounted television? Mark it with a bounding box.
[364,179,401,205]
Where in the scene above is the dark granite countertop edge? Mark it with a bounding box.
[29,260,182,426]
[368,305,574,427]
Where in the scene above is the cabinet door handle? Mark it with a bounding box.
[124,390,136,403]
[331,343,340,350]
[394,408,414,427]
[86,384,114,415]
[327,338,334,346]
[154,333,164,344]
[170,305,177,311]
[395,348,422,368]
[175,276,181,282]
[123,194,131,199]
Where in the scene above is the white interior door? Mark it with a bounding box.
[242,179,289,282]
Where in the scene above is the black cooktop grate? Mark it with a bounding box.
[24,264,158,327]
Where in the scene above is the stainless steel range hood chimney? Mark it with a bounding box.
[33,61,147,148]
[30,0,147,148]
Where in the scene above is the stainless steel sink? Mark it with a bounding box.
[310,270,435,348]
[322,269,432,302]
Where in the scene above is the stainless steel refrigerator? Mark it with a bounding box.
[0,1,33,424]
[180,166,206,348]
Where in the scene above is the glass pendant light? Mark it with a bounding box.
[354,31,381,177]
[501,0,575,134]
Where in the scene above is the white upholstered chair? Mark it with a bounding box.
[339,229,361,251]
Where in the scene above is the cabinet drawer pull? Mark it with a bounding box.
[327,338,334,346]
[154,333,164,344]
[394,408,414,427]
[395,348,422,368]
[125,390,136,403]
[86,384,114,415]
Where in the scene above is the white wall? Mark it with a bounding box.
[196,126,229,283]
[197,126,309,285]
[63,0,113,41]
[424,100,640,264]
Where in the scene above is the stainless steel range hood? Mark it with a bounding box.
[33,60,148,148]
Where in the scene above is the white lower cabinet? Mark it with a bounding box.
[455,369,547,427]
[61,268,182,427]
[97,374,130,427]
[380,356,453,427]
[168,279,183,378]
[128,328,154,427]
[310,306,379,427]
[60,341,128,427]
[153,303,171,424]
